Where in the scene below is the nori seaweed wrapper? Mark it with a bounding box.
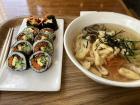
[42,15,58,31]
[26,16,42,29]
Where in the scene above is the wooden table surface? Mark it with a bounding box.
[0,0,140,105]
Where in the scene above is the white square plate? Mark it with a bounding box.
[0,18,64,91]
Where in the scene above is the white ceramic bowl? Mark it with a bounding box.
[64,12,140,87]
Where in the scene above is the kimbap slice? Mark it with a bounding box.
[7,52,27,71]
[42,15,58,31]
[26,16,42,29]
[40,28,54,34]
[40,28,55,40]
[23,26,39,37]
[12,41,33,56]
[17,32,34,44]
[29,51,52,72]
[33,40,53,55]
[34,33,53,42]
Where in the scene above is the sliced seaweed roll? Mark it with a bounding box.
[40,28,54,33]
[26,16,42,29]
[7,52,27,71]
[42,15,58,31]
[34,33,52,42]
[17,32,34,44]
[33,40,53,55]
[23,26,39,37]
[12,41,33,56]
[29,51,52,72]
[40,28,55,40]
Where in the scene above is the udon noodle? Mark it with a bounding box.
[73,24,140,82]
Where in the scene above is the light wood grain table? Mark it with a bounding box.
[0,0,140,105]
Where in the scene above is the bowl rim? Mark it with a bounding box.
[64,11,140,87]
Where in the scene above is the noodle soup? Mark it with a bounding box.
[73,23,140,82]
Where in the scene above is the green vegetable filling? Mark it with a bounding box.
[40,56,49,67]
[22,44,31,53]
[15,58,25,69]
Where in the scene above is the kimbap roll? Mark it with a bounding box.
[7,52,27,71]
[40,28,55,40]
[33,40,53,55]
[17,32,34,44]
[26,16,42,29]
[40,28,54,34]
[34,33,52,42]
[23,26,39,37]
[29,51,52,72]
[12,41,33,56]
[42,15,58,31]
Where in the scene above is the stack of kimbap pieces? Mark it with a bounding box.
[26,16,42,29]
[7,15,58,72]
[42,15,58,31]
[26,15,58,30]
